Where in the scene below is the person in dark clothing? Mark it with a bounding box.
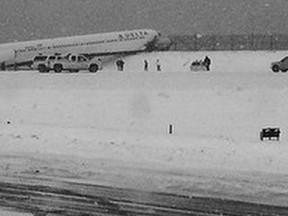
[1,62,5,71]
[144,60,148,71]
[203,56,211,71]
[116,57,125,71]
[116,58,121,71]
[120,59,125,71]
[156,59,161,71]
[116,59,120,71]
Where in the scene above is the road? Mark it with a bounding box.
[0,175,287,216]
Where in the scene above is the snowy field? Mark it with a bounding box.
[0,51,288,215]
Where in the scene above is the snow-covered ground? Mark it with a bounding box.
[0,210,31,216]
[0,51,288,213]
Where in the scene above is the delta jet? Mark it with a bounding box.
[0,29,172,70]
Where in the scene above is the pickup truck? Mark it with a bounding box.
[52,54,102,73]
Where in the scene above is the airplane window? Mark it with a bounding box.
[71,56,76,62]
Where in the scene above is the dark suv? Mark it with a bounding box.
[271,56,288,73]
[32,54,62,73]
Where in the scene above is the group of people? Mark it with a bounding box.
[116,57,162,72]
[144,59,161,71]
[116,55,212,72]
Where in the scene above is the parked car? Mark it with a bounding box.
[32,54,63,73]
[271,56,288,73]
[260,127,281,141]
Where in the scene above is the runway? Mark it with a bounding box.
[0,175,287,216]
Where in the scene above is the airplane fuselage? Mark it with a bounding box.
[0,29,166,68]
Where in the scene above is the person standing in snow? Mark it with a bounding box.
[156,59,161,71]
[120,58,125,71]
[116,57,125,71]
[144,59,148,71]
[116,58,121,71]
[203,56,211,71]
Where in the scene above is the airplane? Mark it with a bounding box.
[0,29,172,70]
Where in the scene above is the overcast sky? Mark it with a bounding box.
[0,0,288,43]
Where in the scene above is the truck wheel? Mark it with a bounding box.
[282,69,288,73]
[54,64,63,73]
[272,65,280,73]
[89,64,98,73]
[38,64,48,73]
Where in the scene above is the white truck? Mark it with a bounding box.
[52,54,102,73]
[32,53,102,73]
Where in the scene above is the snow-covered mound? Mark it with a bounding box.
[0,51,288,206]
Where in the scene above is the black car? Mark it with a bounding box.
[271,56,288,72]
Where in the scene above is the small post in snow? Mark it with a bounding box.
[168,124,173,134]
